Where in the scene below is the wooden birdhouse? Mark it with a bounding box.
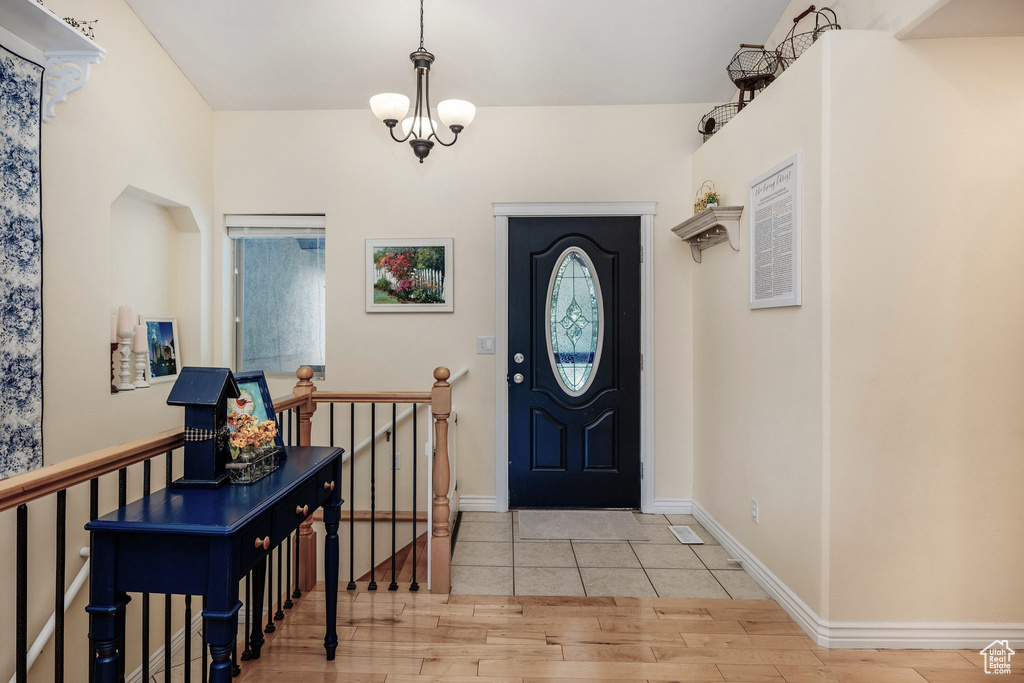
[166,366,240,488]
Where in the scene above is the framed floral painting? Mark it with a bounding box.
[365,238,453,312]
[228,370,285,449]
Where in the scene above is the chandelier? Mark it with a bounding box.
[369,0,476,163]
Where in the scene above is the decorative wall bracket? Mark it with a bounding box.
[43,52,103,120]
[671,206,743,263]
[0,0,105,121]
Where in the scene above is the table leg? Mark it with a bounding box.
[248,556,267,659]
[323,458,342,660]
[86,534,130,683]
[202,599,241,683]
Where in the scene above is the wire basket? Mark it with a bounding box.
[776,5,840,72]
[697,102,740,142]
[727,44,779,92]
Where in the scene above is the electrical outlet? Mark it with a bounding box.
[751,498,759,524]
[392,452,401,470]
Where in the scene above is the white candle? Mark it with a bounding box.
[110,315,117,343]
[133,324,147,352]
[117,305,133,334]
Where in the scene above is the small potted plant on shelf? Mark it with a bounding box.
[703,191,720,208]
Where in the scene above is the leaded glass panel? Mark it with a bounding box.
[546,247,603,396]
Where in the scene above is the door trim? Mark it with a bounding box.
[493,201,656,513]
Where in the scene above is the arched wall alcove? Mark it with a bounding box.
[109,185,203,394]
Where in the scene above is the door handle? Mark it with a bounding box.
[513,373,524,384]
[513,353,524,364]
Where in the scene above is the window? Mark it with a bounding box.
[228,215,325,377]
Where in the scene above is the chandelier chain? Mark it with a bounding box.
[419,0,425,50]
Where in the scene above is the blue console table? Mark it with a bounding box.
[86,446,343,683]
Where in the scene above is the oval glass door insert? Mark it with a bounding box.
[545,247,604,397]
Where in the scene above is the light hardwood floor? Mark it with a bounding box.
[232,583,1017,683]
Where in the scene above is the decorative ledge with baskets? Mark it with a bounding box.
[671,206,743,264]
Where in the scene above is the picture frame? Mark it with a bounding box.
[228,370,285,449]
[138,316,181,384]
[365,238,454,312]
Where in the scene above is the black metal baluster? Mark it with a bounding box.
[274,544,283,621]
[142,461,151,681]
[411,404,419,591]
[55,490,66,682]
[16,503,27,683]
[165,451,173,683]
[118,468,127,683]
[91,477,100,519]
[231,641,239,677]
[89,477,98,683]
[201,596,208,683]
[184,595,192,683]
[240,572,251,661]
[288,409,293,447]
[284,534,293,610]
[347,403,356,590]
[265,554,274,633]
[292,530,301,600]
[389,402,398,591]
[369,403,377,590]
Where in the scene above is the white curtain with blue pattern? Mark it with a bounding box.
[0,44,44,479]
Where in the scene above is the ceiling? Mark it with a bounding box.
[900,0,1024,39]
[124,0,790,111]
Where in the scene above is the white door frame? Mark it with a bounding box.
[493,201,656,513]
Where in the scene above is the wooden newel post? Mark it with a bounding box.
[430,366,452,593]
[294,366,318,592]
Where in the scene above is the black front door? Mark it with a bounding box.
[508,216,641,509]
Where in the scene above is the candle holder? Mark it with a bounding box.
[117,330,136,391]
[134,351,150,388]
[110,342,119,394]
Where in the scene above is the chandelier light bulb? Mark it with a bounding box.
[401,116,437,140]
[370,93,410,124]
[437,99,476,131]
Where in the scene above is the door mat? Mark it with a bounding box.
[669,525,704,544]
[517,510,649,541]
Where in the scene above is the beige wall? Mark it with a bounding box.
[212,103,706,506]
[692,28,1024,626]
[690,39,829,617]
[826,32,1024,623]
[0,0,214,679]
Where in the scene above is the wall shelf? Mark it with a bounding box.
[0,0,105,120]
[671,205,743,263]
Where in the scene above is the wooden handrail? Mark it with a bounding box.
[0,427,184,513]
[312,391,431,404]
[0,388,313,513]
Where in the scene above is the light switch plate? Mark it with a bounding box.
[476,336,495,354]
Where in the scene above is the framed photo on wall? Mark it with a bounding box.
[138,316,181,384]
[365,238,454,313]
[229,370,285,449]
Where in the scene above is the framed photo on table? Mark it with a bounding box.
[366,238,454,312]
[138,316,180,384]
[229,370,285,449]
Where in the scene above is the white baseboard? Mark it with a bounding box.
[691,501,1024,649]
[651,498,693,515]
[458,495,497,512]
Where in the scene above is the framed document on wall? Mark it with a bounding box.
[749,153,801,309]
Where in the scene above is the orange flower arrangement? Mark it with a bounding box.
[228,412,279,458]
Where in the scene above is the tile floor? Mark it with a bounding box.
[451,510,771,600]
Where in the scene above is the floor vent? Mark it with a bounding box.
[668,525,704,544]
